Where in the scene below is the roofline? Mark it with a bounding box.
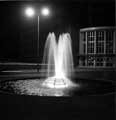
[80,26,116,32]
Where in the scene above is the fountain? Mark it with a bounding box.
[0,32,115,96]
[42,32,75,89]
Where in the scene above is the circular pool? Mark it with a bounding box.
[0,78,115,96]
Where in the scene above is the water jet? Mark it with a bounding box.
[41,32,76,89]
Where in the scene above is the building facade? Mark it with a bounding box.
[79,27,116,67]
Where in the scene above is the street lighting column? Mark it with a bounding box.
[37,16,39,57]
[24,7,50,59]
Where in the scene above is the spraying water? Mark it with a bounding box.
[42,32,75,89]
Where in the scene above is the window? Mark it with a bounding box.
[96,57,104,66]
[88,42,94,54]
[106,31,113,41]
[96,31,104,41]
[96,31,104,54]
[96,42,104,53]
[106,42,113,53]
[87,31,95,42]
[106,57,113,66]
[106,31,113,54]
[87,31,95,54]
[87,56,95,66]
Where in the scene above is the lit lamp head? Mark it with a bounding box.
[41,7,50,16]
[25,7,35,17]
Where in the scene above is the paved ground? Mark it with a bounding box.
[0,92,115,120]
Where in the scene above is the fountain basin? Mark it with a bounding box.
[0,78,115,96]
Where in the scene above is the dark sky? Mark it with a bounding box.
[0,1,115,62]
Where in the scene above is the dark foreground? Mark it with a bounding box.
[0,93,115,120]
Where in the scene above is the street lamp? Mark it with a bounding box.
[25,7,35,17]
[24,7,50,57]
[41,7,50,16]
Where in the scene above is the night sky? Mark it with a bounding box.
[0,1,115,62]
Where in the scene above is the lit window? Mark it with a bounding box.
[87,56,95,66]
[96,42,104,53]
[88,31,95,42]
[96,31,104,41]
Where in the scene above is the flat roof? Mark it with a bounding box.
[80,26,116,32]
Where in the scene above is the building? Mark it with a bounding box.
[79,27,116,68]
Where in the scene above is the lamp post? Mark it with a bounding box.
[25,7,50,58]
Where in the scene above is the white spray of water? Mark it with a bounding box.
[42,32,75,89]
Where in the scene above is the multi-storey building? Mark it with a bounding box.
[79,27,116,67]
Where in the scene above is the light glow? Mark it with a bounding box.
[41,7,50,16]
[25,7,35,17]
[43,77,68,89]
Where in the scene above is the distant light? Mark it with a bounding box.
[25,7,35,17]
[41,7,50,16]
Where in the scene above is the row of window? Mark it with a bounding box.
[81,30,114,42]
[80,57,114,67]
[82,41,113,54]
